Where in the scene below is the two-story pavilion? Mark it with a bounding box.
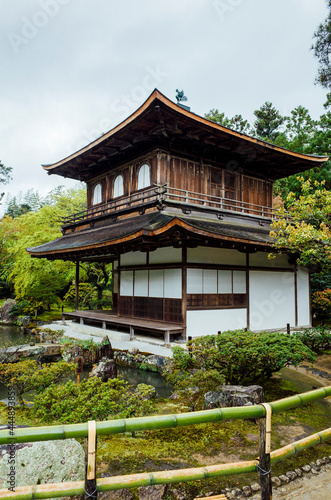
[27,89,328,342]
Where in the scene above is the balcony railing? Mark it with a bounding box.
[61,184,276,226]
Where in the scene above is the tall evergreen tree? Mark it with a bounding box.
[253,102,284,141]
[312,0,331,90]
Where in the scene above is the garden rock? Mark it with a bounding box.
[204,385,264,408]
[90,358,118,381]
[99,490,134,500]
[0,343,61,363]
[142,355,167,372]
[0,299,16,323]
[0,439,84,488]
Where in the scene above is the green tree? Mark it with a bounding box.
[312,0,331,90]
[205,109,251,134]
[0,161,12,203]
[0,360,75,405]
[270,179,331,272]
[253,101,284,141]
[0,186,86,307]
[204,108,231,127]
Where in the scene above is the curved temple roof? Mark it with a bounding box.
[43,89,329,182]
[26,212,272,261]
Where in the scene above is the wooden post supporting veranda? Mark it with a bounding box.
[75,260,80,312]
[85,420,97,500]
[258,403,272,500]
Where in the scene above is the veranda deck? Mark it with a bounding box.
[62,310,185,344]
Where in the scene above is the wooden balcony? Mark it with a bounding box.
[61,184,276,228]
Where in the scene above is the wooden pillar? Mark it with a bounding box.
[246,252,250,330]
[181,247,187,340]
[75,260,80,312]
[117,254,121,317]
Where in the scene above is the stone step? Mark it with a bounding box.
[61,321,130,342]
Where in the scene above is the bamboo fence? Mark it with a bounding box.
[0,387,330,499]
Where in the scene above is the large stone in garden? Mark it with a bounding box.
[0,343,61,363]
[0,299,16,323]
[90,357,118,381]
[0,439,84,489]
[142,355,168,372]
[204,385,264,408]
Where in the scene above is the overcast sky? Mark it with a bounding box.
[0,0,329,211]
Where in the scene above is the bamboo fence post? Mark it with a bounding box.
[85,420,97,500]
[258,403,272,500]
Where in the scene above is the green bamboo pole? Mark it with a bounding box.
[0,460,258,499]
[1,428,331,499]
[270,427,331,464]
[1,386,330,445]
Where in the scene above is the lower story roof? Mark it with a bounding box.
[26,212,273,261]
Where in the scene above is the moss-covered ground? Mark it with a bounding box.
[0,362,331,498]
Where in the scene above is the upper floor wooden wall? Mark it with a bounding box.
[86,151,273,210]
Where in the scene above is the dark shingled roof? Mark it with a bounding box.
[27,212,272,258]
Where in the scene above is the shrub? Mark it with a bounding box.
[0,360,75,405]
[294,325,331,352]
[166,368,224,411]
[184,330,316,385]
[33,378,156,423]
[312,288,331,317]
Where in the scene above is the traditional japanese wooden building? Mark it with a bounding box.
[27,89,328,341]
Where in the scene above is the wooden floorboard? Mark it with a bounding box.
[64,310,183,333]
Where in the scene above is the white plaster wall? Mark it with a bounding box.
[134,270,148,297]
[120,271,134,296]
[249,271,295,330]
[121,252,147,266]
[164,269,182,298]
[149,247,182,264]
[187,247,245,266]
[187,309,247,337]
[249,252,293,269]
[149,269,164,298]
[297,267,311,327]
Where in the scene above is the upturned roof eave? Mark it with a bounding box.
[42,89,329,174]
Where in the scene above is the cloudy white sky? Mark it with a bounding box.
[0,0,329,209]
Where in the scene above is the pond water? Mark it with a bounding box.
[0,324,172,403]
[0,324,40,348]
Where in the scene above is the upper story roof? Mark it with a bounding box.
[43,89,328,182]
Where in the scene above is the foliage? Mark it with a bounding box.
[311,289,331,317]
[166,368,224,411]
[312,0,331,90]
[270,179,331,272]
[0,360,75,405]
[182,330,315,385]
[0,160,12,188]
[33,377,156,423]
[253,101,284,141]
[63,282,95,308]
[171,345,193,371]
[294,325,331,352]
[311,272,331,293]
[204,109,251,134]
[0,186,86,308]
[9,299,45,317]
